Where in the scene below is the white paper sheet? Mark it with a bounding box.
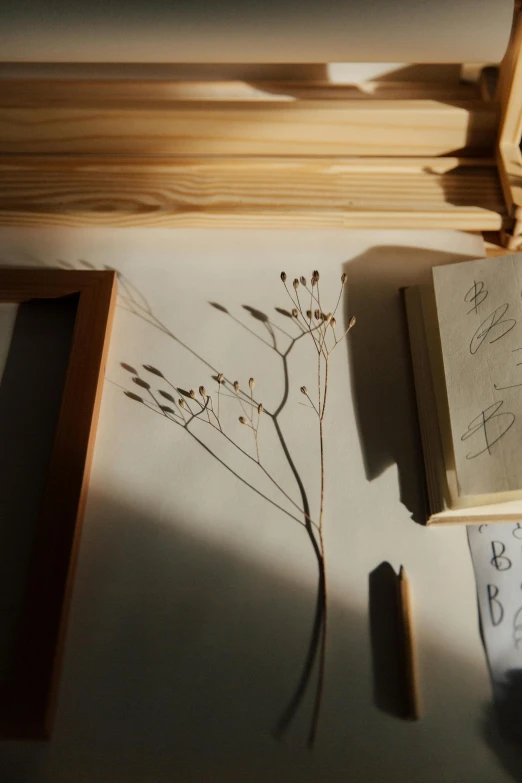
[468,523,522,736]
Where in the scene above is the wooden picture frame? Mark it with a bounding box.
[0,269,116,740]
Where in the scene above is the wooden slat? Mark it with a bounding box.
[0,79,497,156]
[0,156,506,230]
[498,5,522,146]
[0,79,482,105]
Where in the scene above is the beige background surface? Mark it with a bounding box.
[0,228,520,782]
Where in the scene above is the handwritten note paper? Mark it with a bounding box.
[433,255,522,497]
[468,522,522,735]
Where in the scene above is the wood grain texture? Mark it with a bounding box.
[0,270,116,739]
[0,156,506,230]
[497,5,522,246]
[498,4,522,147]
[0,79,497,156]
[397,567,420,721]
[0,78,483,105]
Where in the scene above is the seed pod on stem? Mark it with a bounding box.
[258,403,263,415]
[233,381,239,392]
[280,271,287,282]
[293,278,299,290]
[249,377,255,389]
[300,386,308,395]
[189,389,196,399]
[292,308,298,318]
[239,416,247,424]
[199,385,206,398]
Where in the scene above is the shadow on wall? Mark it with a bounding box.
[343,244,480,523]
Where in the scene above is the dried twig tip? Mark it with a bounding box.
[300,386,308,395]
[280,271,287,282]
[258,403,263,415]
[233,381,239,392]
[239,416,247,424]
[249,377,255,389]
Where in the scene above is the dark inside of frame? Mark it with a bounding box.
[0,270,116,740]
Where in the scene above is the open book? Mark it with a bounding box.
[405,253,522,525]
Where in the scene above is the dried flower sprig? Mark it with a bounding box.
[121,268,354,748]
[280,268,355,745]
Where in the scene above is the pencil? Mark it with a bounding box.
[397,565,420,720]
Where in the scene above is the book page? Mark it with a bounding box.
[433,254,522,497]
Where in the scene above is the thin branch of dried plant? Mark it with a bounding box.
[121,268,354,747]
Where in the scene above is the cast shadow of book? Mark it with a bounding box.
[344,244,481,524]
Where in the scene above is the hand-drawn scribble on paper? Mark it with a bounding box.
[490,541,512,572]
[468,524,522,737]
[513,607,522,650]
[487,584,504,627]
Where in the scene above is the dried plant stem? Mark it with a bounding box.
[308,351,329,748]
[184,395,319,531]
[123,269,354,748]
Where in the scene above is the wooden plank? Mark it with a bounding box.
[0,79,482,105]
[0,86,497,156]
[0,156,506,230]
[498,141,522,213]
[498,5,522,146]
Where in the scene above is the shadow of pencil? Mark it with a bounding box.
[369,562,407,719]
